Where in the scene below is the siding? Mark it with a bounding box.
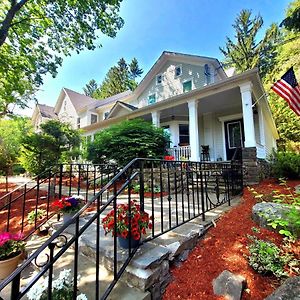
[137,61,218,107]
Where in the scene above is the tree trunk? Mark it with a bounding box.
[0,0,29,47]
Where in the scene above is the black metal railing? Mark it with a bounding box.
[0,158,243,300]
[0,164,118,239]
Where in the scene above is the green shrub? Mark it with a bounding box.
[87,119,170,166]
[269,151,300,179]
[247,235,291,278]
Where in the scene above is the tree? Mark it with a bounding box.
[0,0,124,117]
[92,58,143,99]
[87,119,169,166]
[220,9,280,78]
[280,0,300,32]
[264,0,300,151]
[83,80,99,97]
[0,117,30,190]
[20,120,81,175]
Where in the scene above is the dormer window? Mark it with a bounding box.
[183,80,192,93]
[148,94,156,105]
[175,65,182,77]
[156,74,162,85]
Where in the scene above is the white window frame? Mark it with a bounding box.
[90,113,98,124]
[174,65,182,78]
[156,74,163,85]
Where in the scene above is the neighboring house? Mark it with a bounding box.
[31,104,58,132]
[32,51,278,163]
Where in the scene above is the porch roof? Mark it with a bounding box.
[82,68,277,137]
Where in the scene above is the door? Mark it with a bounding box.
[224,119,244,160]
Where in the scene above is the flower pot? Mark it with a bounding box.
[0,252,23,280]
[63,213,75,224]
[118,236,140,249]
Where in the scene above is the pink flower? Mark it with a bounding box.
[0,232,11,247]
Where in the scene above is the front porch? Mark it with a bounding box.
[139,81,273,162]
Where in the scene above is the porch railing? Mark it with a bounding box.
[0,159,243,300]
[0,164,118,240]
[167,145,191,160]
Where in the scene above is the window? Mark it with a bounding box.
[156,74,162,85]
[204,64,211,85]
[77,117,80,129]
[148,94,156,105]
[175,65,182,77]
[179,124,189,145]
[64,100,67,111]
[91,114,98,124]
[104,112,109,120]
[183,80,192,92]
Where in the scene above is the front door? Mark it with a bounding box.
[224,119,244,160]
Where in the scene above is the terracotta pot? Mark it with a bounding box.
[118,236,140,249]
[0,252,23,280]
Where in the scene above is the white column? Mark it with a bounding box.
[151,111,160,127]
[240,82,256,148]
[169,122,180,146]
[188,99,200,161]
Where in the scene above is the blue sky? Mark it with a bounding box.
[33,0,290,111]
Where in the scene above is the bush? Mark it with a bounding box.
[87,119,170,166]
[269,151,300,179]
[247,235,291,278]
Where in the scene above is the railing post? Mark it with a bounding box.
[58,164,63,199]
[139,160,145,212]
[10,273,21,300]
[200,163,205,221]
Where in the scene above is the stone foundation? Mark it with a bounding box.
[242,147,259,185]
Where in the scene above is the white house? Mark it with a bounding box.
[32,51,278,162]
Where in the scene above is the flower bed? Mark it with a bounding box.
[163,179,300,300]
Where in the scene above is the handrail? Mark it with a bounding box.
[0,158,140,292]
[0,158,243,299]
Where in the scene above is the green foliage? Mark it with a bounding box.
[0,0,124,116]
[83,79,99,97]
[220,9,280,78]
[280,0,300,32]
[27,209,46,225]
[269,151,300,179]
[91,58,143,99]
[0,117,31,176]
[20,120,81,175]
[87,119,169,166]
[247,235,291,278]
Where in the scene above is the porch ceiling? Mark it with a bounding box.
[159,86,242,118]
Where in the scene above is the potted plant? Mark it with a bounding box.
[0,232,25,279]
[52,195,84,224]
[102,201,152,249]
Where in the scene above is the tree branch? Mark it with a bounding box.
[0,0,30,47]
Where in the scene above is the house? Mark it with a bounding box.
[32,51,278,166]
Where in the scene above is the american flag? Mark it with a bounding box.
[271,67,300,116]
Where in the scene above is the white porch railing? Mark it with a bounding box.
[167,146,191,160]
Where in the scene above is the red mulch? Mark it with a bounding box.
[163,178,300,300]
[0,183,58,236]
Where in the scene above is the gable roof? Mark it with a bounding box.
[63,88,99,112]
[106,101,138,119]
[38,104,57,118]
[132,51,227,98]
